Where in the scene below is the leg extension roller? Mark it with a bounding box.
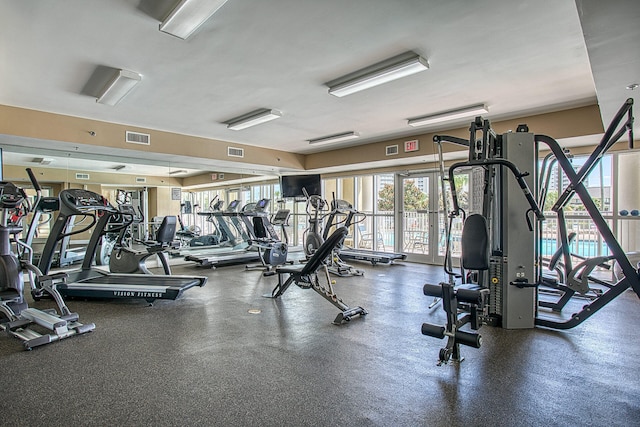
[421,282,488,365]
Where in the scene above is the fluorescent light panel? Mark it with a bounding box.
[34,157,54,165]
[308,131,360,145]
[160,0,228,39]
[96,69,142,106]
[169,169,188,175]
[408,104,488,127]
[227,109,282,131]
[328,54,428,97]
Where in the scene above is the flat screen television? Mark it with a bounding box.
[280,174,321,198]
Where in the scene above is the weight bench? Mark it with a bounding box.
[264,226,367,324]
[422,214,490,365]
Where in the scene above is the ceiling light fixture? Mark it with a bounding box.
[33,157,54,165]
[308,131,360,145]
[227,109,282,131]
[96,69,143,106]
[169,169,188,175]
[113,165,127,171]
[160,0,228,40]
[328,53,429,97]
[407,104,488,127]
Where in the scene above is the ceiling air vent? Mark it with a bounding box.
[126,131,150,145]
[136,177,147,184]
[386,145,399,156]
[76,173,90,180]
[228,147,244,158]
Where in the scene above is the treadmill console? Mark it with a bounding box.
[255,198,270,212]
[59,189,114,214]
[225,200,240,212]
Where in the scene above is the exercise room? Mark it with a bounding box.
[1,1,639,426]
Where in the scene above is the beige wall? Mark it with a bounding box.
[0,104,305,171]
[304,105,605,170]
[148,187,181,219]
[4,101,638,202]
[0,103,608,183]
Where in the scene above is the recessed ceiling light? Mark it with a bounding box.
[626,83,638,90]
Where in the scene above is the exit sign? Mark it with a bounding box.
[404,139,419,152]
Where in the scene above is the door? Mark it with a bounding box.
[398,173,442,264]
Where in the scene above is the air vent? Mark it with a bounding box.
[218,173,224,179]
[228,147,244,158]
[126,131,150,145]
[136,177,147,183]
[386,145,399,156]
[76,173,90,180]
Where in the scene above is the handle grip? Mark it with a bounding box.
[26,168,41,191]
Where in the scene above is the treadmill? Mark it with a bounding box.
[326,199,406,266]
[338,247,407,265]
[183,200,261,268]
[38,189,207,303]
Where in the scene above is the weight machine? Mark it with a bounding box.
[421,98,638,365]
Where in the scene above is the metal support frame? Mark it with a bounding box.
[534,98,638,329]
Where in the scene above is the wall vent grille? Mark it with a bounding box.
[76,173,90,180]
[126,131,150,145]
[227,147,244,158]
[386,145,399,156]
[136,177,147,183]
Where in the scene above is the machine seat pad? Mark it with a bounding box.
[461,214,489,271]
[276,264,305,274]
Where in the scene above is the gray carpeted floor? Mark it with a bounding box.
[1,260,639,426]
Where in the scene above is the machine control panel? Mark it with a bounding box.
[0,182,25,208]
[59,189,115,214]
[225,200,240,212]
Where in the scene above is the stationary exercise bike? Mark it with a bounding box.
[242,199,289,274]
[0,168,95,350]
[108,207,178,275]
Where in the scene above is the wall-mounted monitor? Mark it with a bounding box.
[280,174,321,198]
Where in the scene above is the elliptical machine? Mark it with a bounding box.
[302,189,328,257]
[321,195,364,277]
[0,168,95,350]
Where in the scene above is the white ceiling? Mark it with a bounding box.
[0,0,638,178]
